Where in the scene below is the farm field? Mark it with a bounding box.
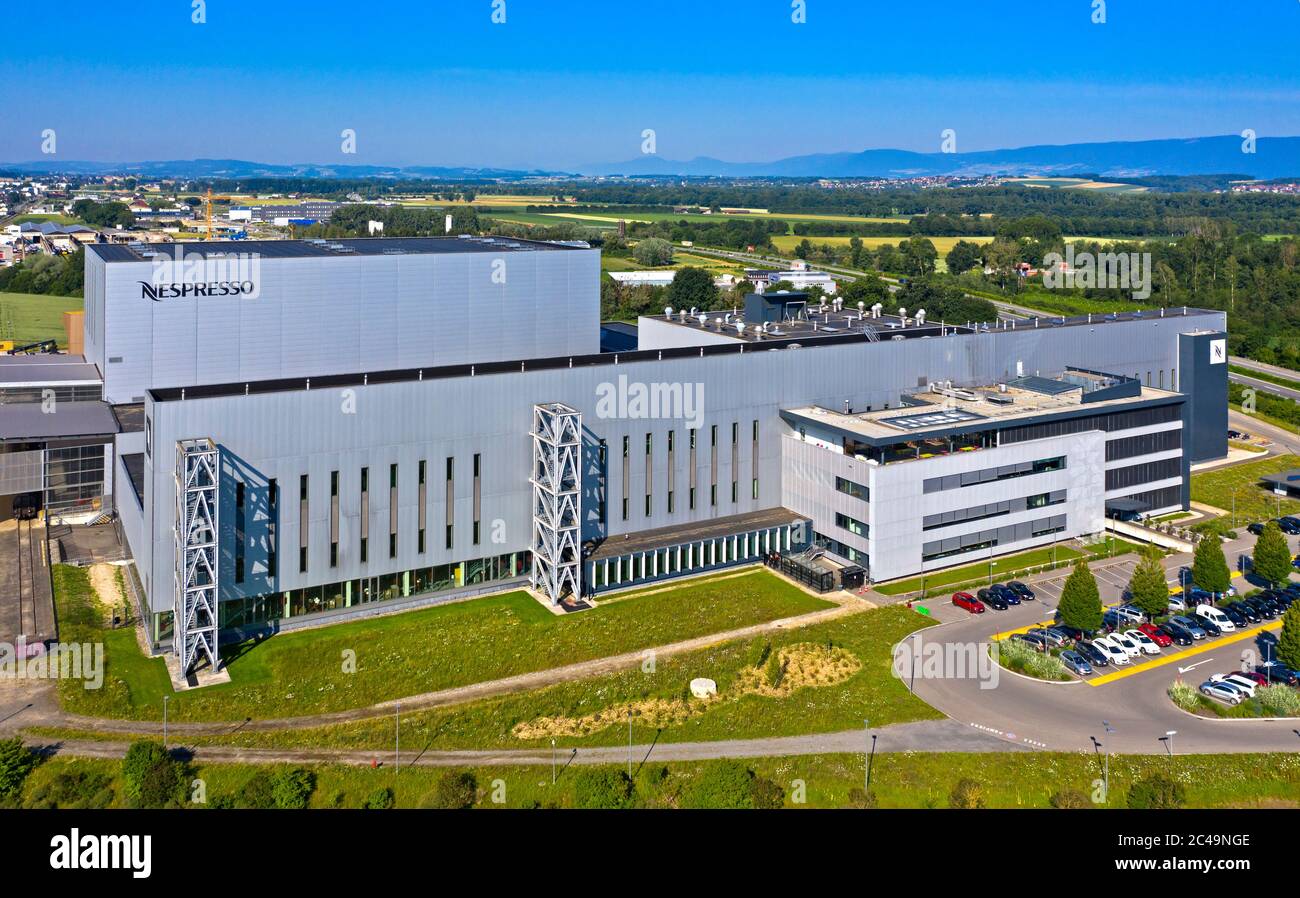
[769,234,992,254]
[1007,177,1148,194]
[0,291,83,347]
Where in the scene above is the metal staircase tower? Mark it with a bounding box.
[174,438,220,672]
[530,403,582,603]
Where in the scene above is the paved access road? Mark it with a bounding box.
[906,533,1300,755]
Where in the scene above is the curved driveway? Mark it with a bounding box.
[905,601,1300,754]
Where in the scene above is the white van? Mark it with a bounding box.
[1195,605,1235,633]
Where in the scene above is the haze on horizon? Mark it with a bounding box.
[2,0,1297,171]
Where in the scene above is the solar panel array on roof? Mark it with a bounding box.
[880,407,986,431]
[1006,375,1080,396]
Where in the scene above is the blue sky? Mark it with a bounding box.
[3,0,1298,169]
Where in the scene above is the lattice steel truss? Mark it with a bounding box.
[174,438,220,672]
[530,403,582,603]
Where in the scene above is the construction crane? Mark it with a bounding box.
[201,187,235,240]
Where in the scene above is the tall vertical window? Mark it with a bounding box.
[445,457,454,550]
[298,474,309,573]
[597,439,608,524]
[621,435,630,521]
[666,430,675,514]
[689,428,697,510]
[388,463,398,559]
[730,421,739,503]
[267,478,278,580]
[644,433,653,517]
[329,470,339,567]
[360,467,369,563]
[751,419,759,500]
[710,424,718,507]
[418,460,427,554]
[234,480,246,584]
[472,453,481,545]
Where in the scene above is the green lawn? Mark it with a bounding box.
[53,566,832,723]
[874,544,1087,596]
[1190,452,1300,524]
[15,751,1300,809]
[0,292,83,347]
[88,603,938,753]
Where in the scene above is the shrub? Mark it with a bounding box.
[995,638,1069,681]
[644,765,669,786]
[846,787,878,809]
[121,740,183,809]
[271,768,316,809]
[1278,604,1300,671]
[0,737,37,799]
[234,772,276,809]
[363,787,396,810]
[1168,680,1199,711]
[1257,683,1300,717]
[572,768,636,809]
[949,778,986,809]
[422,771,478,809]
[682,760,757,809]
[22,771,114,809]
[1049,789,1091,809]
[1126,775,1186,809]
[750,775,785,809]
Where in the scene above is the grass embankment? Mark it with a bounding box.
[874,544,1100,597]
[35,603,939,751]
[1190,453,1300,527]
[53,566,832,723]
[0,291,83,346]
[15,751,1300,809]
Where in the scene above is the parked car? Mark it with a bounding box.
[1210,673,1258,697]
[1248,522,1266,536]
[1256,663,1300,686]
[1061,650,1093,676]
[1219,604,1248,628]
[952,592,985,614]
[1170,615,1208,639]
[1123,628,1162,655]
[1156,621,1194,646]
[1200,680,1245,705]
[1234,670,1269,687]
[1267,589,1294,609]
[1243,595,1279,620]
[1012,633,1049,652]
[1050,624,1090,643]
[1077,641,1111,667]
[1092,637,1131,666]
[977,588,1008,611]
[1109,631,1143,658]
[990,583,1021,605]
[1138,623,1173,647]
[1035,627,1071,648]
[1007,581,1036,601]
[1165,592,1189,613]
[1192,613,1223,637]
[1226,600,1261,624]
[1277,517,1300,535]
[1292,553,1300,570]
[1113,604,1146,625]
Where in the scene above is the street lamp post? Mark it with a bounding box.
[1165,730,1177,759]
[627,710,633,779]
[551,738,557,786]
[863,719,869,790]
[1102,720,1115,801]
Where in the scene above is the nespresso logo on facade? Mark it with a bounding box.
[138,280,257,301]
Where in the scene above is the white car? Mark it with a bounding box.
[1166,593,1188,612]
[1108,631,1143,658]
[1210,673,1257,697]
[1123,628,1162,655]
[1113,605,1146,625]
[1093,637,1131,665]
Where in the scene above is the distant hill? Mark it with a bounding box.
[5,135,1299,181]
[582,135,1300,180]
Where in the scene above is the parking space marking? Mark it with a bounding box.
[1086,621,1282,687]
[969,721,1048,749]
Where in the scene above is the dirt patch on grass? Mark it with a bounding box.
[86,564,122,625]
[511,643,861,740]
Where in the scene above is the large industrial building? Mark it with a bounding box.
[0,235,1227,673]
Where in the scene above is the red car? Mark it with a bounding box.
[952,592,985,614]
[1233,670,1269,687]
[1138,623,1173,647]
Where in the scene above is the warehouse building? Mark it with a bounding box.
[58,236,1229,673]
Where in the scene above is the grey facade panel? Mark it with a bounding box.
[133,311,1224,614]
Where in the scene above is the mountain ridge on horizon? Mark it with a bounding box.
[3,135,1298,181]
